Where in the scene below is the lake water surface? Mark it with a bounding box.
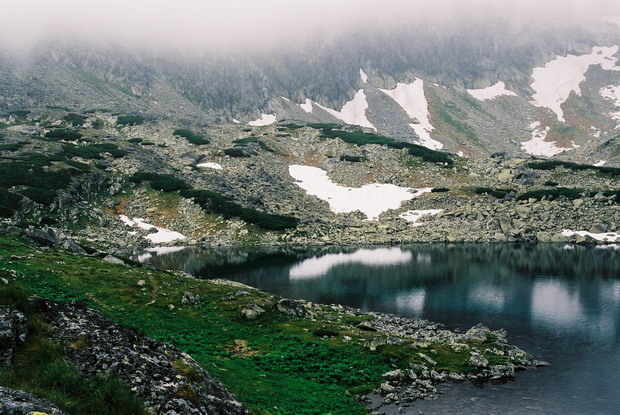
[138,244,620,414]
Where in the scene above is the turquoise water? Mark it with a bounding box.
[138,244,620,414]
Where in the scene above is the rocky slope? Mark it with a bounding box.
[1,112,619,250]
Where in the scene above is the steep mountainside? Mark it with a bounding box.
[1,19,620,161]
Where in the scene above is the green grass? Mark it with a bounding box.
[63,143,127,160]
[224,147,250,158]
[8,110,30,117]
[0,143,24,152]
[173,129,210,145]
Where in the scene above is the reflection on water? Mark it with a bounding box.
[289,247,412,279]
[137,244,620,414]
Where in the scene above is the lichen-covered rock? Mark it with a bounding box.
[0,387,67,415]
[35,300,249,415]
[0,308,27,367]
[276,299,315,318]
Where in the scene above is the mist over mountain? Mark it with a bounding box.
[1,0,620,159]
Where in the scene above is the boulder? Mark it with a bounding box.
[0,308,27,367]
[0,387,67,415]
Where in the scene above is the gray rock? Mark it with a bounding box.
[241,304,265,320]
[0,308,27,367]
[103,255,125,265]
[0,387,67,414]
[276,299,315,318]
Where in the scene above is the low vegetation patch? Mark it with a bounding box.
[340,155,366,163]
[527,160,620,177]
[516,187,583,201]
[116,115,144,126]
[308,124,453,165]
[44,129,83,141]
[64,113,87,127]
[173,129,210,145]
[129,172,299,230]
[474,187,514,199]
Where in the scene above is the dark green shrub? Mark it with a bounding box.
[309,124,452,165]
[313,328,339,337]
[173,129,210,145]
[64,113,87,127]
[475,187,513,199]
[182,189,298,230]
[544,181,559,187]
[91,119,104,129]
[431,187,449,192]
[0,143,24,151]
[8,110,30,117]
[224,148,249,158]
[41,217,58,225]
[340,155,365,163]
[141,141,155,146]
[62,143,126,160]
[0,192,22,217]
[130,172,191,192]
[279,123,304,129]
[21,187,57,205]
[116,115,144,126]
[45,129,83,141]
[527,160,620,177]
[516,187,583,201]
[127,138,143,144]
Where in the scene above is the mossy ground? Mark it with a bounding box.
[0,233,511,414]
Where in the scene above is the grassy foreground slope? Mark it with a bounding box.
[0,233,520,414]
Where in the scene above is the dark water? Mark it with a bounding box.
[138,244,620,414]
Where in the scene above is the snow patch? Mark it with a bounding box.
[197,162,223,170]
[399,209,443,226]
[379,79,443,150]
[360,69,368,83]
[289,248,412,280]
[530,46,620,122]
[232,118,240,124]
[289,165,430,220]
[594,160,606,167]
[467,81,518,101]
[600,85,620,126]
[119,215,187,244]
[521,121,578,157]
[562,229,620,242]
[280,96,290,102]
[314,90,376,131]
[299,98,313,113]
[248,113,276,126]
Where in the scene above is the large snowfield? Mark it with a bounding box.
[313,90,376,131]
[379,79,443,150]
[521,121,578,157]
[530,46,620,122]
[289,165,430,220]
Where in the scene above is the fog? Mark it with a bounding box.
[0,0,619,55]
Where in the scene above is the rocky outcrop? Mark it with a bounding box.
[35,299,249,415]
[0,308,27,367]
[0,387,67,415]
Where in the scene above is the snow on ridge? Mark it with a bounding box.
[379,79,443,150]
[521,121,578,157]
[289,165,430,220]
[399,209,443,226]
[467,81,518,101]
[530,46,620,122]
[562,229,620,242]
[300,98,313,113]
[289,248,412,280]
[197,162,223,170]
[248,113,277,126]
[600,85,620,125]
[360,69,368,83]
[313,90,376,131]
[594,160,607,167]
[119,215,186,244]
